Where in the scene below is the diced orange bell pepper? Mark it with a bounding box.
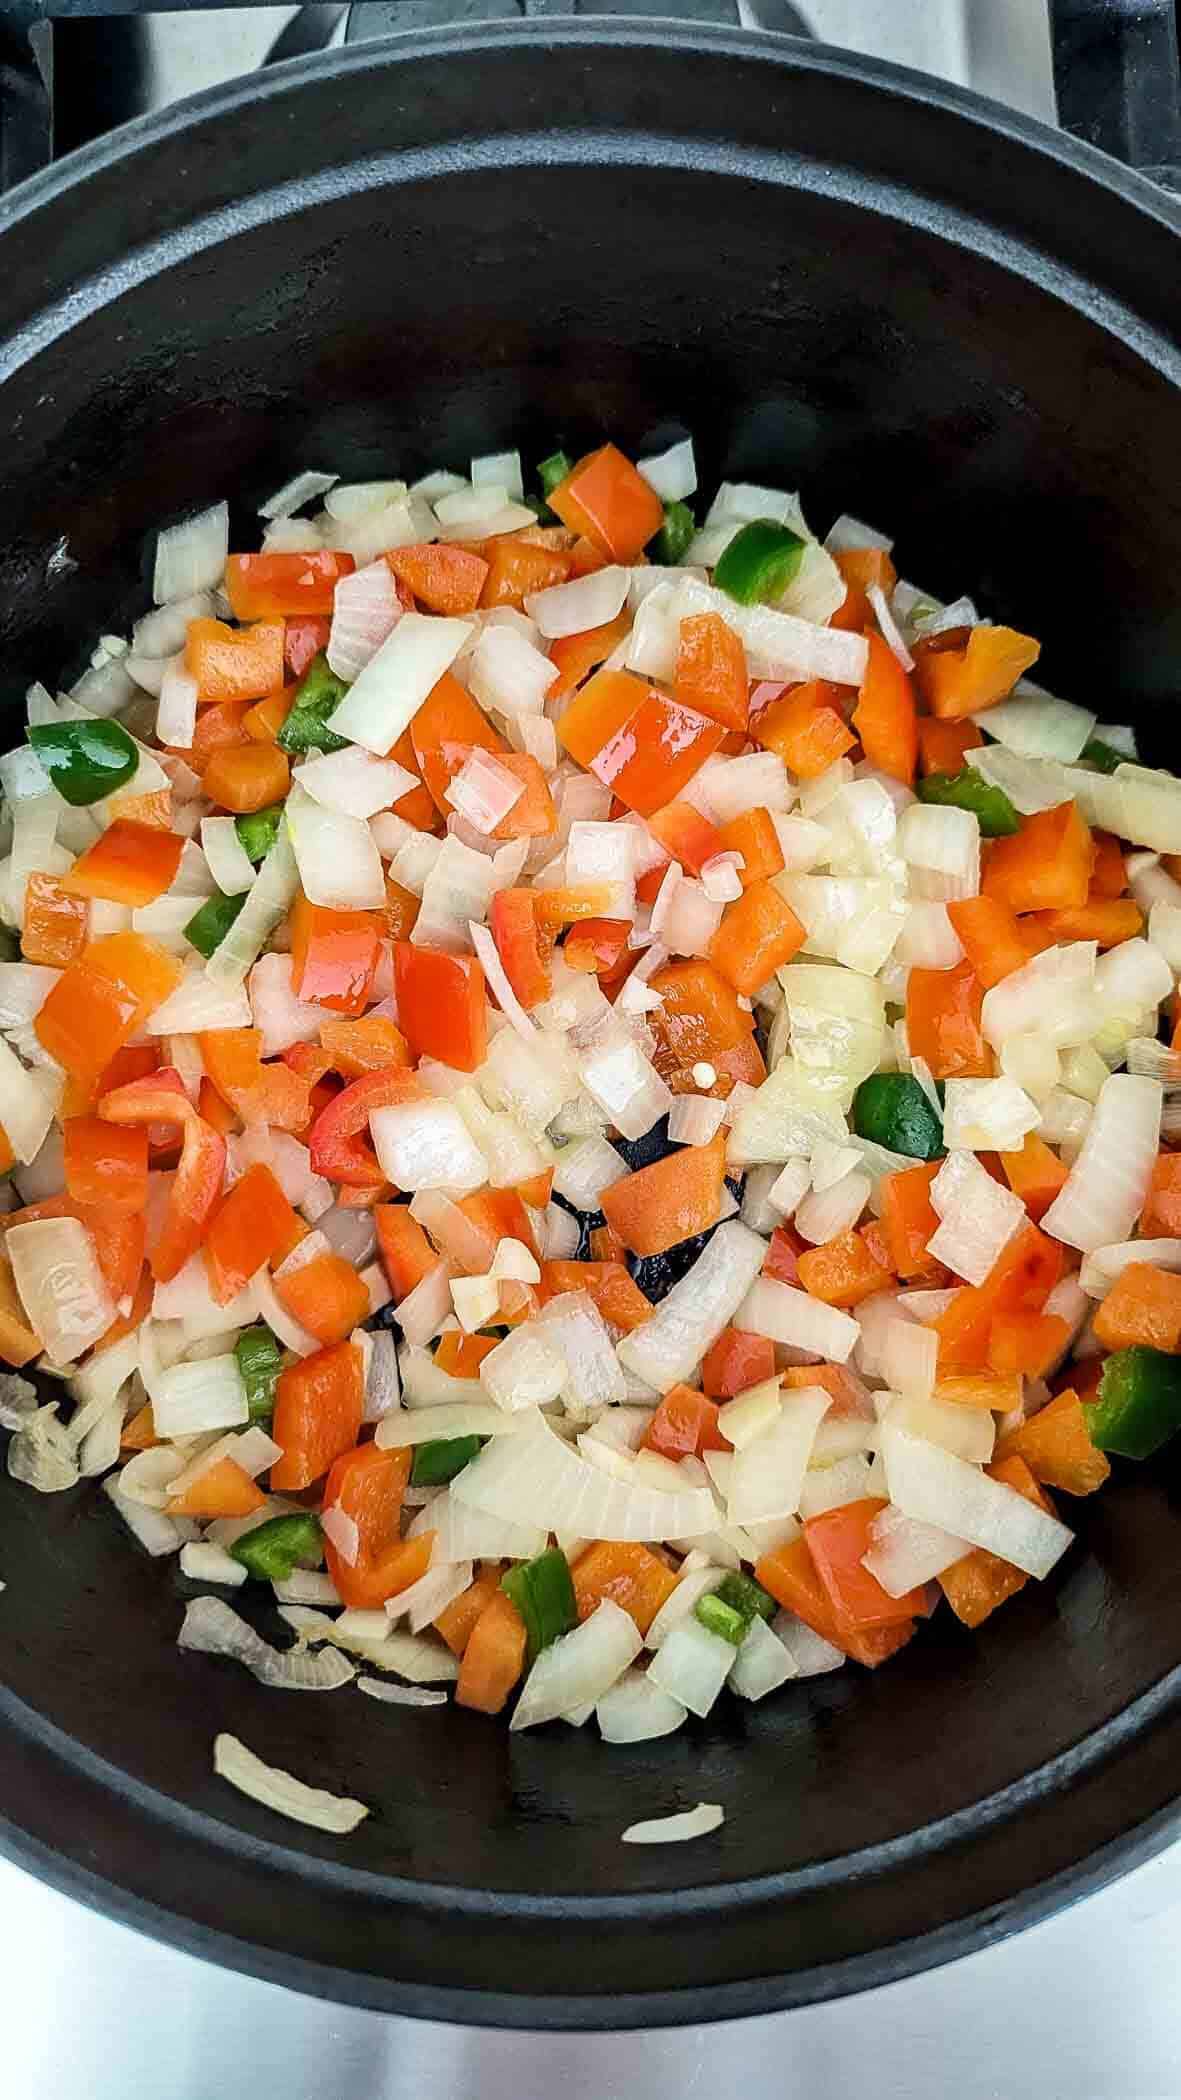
[319,1014,409,1077]
[879,1161,942,1278]
[753,679,855,778]
[700,1325,776,1398]
[537,1260,652,1332]
[587,688,726,817]
[284,617,331,682]
[1028,896,1143,949]
[995,1388,1110,1495]
[98,1067,224,1283]
[456,1589,528,1713]
[486,752,558,841]
[986,1310,1070,1378]
[316,1442,417,1607]
[917,716,983,776]
[186,617,285,706]
[1140,1152,1181,1236]
[63,1116,148,1211]
[1092,1261,1181,1353]
[409,672,508,813]
[906,959,990,1079]
[394,941,487,1071]
[435,1567,505,1657]
[852,631,918,785]
[934,1222,1063,1374]
[938,1454,1056,1625]
[916,624,1041,719]
[243,686,295,743]
[21,873,88,966]
[479,538,572,609]
[556,666,649,769]
[270,1339,364,1492]
[982,801,1095,914]
[203,1162,304,1304]
[640,1383,729,1459]
[828,547,898,633]
[796,1228,891,1309]
[225,551,354,620]
[375,1204,437,1301]
[181,699,252,775]
[0,1255,41,1367]
[516,1166,554,1210]
[385,543,488,615]
[946,895,1031,990]
[289,894,383,1016]
[708,879,805,996]
[202,742,291,814]
[934,1372,1023,1412]
[165,1455,265,1520]
[714,806,785,888]
[383,875,421,944]
[547,612,632,698]
[599,1131,726,1257]
[488,887,550,1010]
[273,1249,371,1347]
[999,1133,1069,1223]
[386,729,440,834]
[457,1188,539,1264]
[570,1541,679,1636]
[754,1536,915,1668]
[1090,831,1128,897]
[198,1028,310,1133]
[62,821,183,909]
[435,1331,498,1379]
[120,1399,158,1449]
[548,444,663,561]
[563,917,631,975]
[36,933,182,1096]
[646,799,724,875]
[805,1498,927,1627]
[674,612,749,732]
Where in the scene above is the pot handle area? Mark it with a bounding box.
[1049,0,1181,185]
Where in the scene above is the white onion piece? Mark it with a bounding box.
[326,612,471,753]
[325,560,403,682]
[794,1169,871,1246]
[1040,1072,1162,1253]
[597,1667,688,1743]
[385,1558,472,1632]
[617,1222,767,1391]
[540,1202,581,1259]
[7,1216,113,1362]
[201,815,257,897]
[145,968,252,1035]
[576,1021,673,1141]
[551,1133,627,1210]
[975,689,1094,762]
[284,780,385,911]
[727,1390,829,1525]
[0,963,58,1026]
[103,1474,186,1555]
[1079,1237,1181,1298]
[887,1391,994,1465]
[258,469,338,520]
[669,576,868,686]
[280,1605,459,1681]
[526,565,630,639]
[647,1617,734,1718]
[206,824,299,985]
[151,1353,248,1438]
[214,1732,367,1831]
[393,1258,457,1347]
[411,834,496,951]
[244,952,328,1060]
[663,877,723,958]
[370,1099,487,1194]
[895,902,963,971]
[734,1277,860,1363]
[881,1424,1072,1578]
[182,1598,355,1691]
[357,1677,448,1708]
[538,1290,627,1411]
[451,1415,717,1542]
[445,751,524,835]
[153,503,228,604]
[697,751,794,823]
[637,438,697,503]
[468,624,558,720]
[862,1504,967,1596]
[898,802,979,902]
[407,1489,547,1564]
[941,1077,1040,1153]
[296,743,414,821]
[926,1149,1024,1287]
[866,581,914,671]
[157,658,199,748]
[377,1401,523,1447]
[667,1095,727,1146]
[621,1800,725,1844]
[511,1599,641,1731]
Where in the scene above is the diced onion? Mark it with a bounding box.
[326,612,471,754]
[451,1414,717,1542]
[794,1169,871,1246]
[928,1150,1026,1285]
[975,689,1095,762]
[1040,1072,1162,1252]
[296,744,415,821]
[667,1095,727,1146]
[881,1423,1072,1578]
[393,1258,458,1348]
[145,968,252,1035]
[468,624,558,721]
[733,1277,860,1363]
[941,1077,1040,1152]
[326,560,403,682]
[153,503,228,604]
[727,1389,829,1524]
[576,1020,673,1141]
[861,1504,966,1596]
[157,659,199,748]
[201,815,257,897]
[151,1353,248,1438]
[525,566,630,639]
[284,780,385,911]
[214,1731,367,1830]
[552,1132,627,1209]
[206,824,299,984]
[597,1667,688,1742]
[511,1598,641,1730]
[670,576,868,686]
[445,751,525,835]
[617,1222,767,1390]
[7,1215,113,1362]
[637,438,697,503]
[1079,1237,1181,1298]
[371,1098,487,1193]
[647,1617,735,1718]
[898,802,979,902]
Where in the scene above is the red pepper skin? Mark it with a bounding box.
[307,1066,423,1188]
[99,1067,226,1282]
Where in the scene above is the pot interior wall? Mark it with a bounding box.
[1,31,1180,2019]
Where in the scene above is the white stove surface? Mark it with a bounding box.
[5,5,1175,2094]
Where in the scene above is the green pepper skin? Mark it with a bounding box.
[1085,1346,1181,1459]
[276,652,351,756]
[28,719,138,806]
[853,1074,945,1161]
[713,519,806,605]
[916,767,1020,837]
[185,891,248,959]
[230,1512,323,1581]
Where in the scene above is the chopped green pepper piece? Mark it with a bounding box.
[0,923,21,963]
[27,718,138,806]
[653,499,696,566]
[916,767,1020,837]
[538,451,573,499]
[695,1592,748,1646]
[1078,736,1124,776]
[185,889,248,959]
[410,1434,484,1486]
[500,1547,577,1664]
[713,518,806,605]
[235,1325,283,1425]
[230,1512,323,1582]
[235,802,285,865]
[852,1073,945,1162]
[1084,1346,1181,1459]
[714,1569,777,1628]
[276,651,351,756]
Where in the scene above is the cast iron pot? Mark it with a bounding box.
[1,0,1181,2031]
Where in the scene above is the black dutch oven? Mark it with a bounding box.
[0,0,1180,2031]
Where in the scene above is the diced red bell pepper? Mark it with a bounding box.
[98,1066,226,1283]
[548,445,664,561]
[700,1325,776,1398]
[285,617,332,682]
[322,1443,434,1608]
[270,1340,365,1492]
[641,1383,729,1459]
[307,1064,423,1188]
[225,550,355,620]
[62,820,183,908]
[489,887,550,1010]
[289,894,383,1016]
[393,942,487,1071]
